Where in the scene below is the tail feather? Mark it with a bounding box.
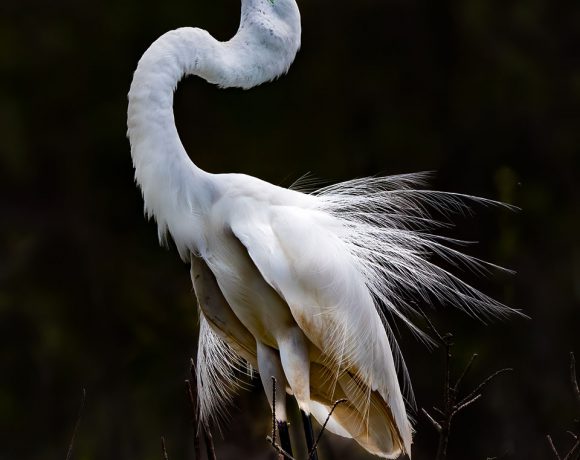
[309,363,409,458]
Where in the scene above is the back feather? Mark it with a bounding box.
[309,172,522,399]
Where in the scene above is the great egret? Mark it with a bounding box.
[127,0,516,458]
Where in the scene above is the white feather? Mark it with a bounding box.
[127,1,519,458]
[196,314,252,428]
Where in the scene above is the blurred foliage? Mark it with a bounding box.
[0,0,579,459]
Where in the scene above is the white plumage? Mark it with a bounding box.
[127,1,516,458]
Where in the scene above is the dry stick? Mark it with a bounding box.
[189,359,217,460]
[571,353,580,410]
[185,380,201,460]
[454,353,478,393]
[563,352,580,460]
[420,312,512,460]
[420,312,453,459]
[308,398,348,460]
[547,353,580,460]
[185,369,201,459]
[566,442,580,460]
[203,427,217,460]
[267,376,294,460]
[161,437,170,460]
[548,434,567,460]
[65,388,86,460]
[438,333,454,460]
[421,408,442,433]
[422,311,454,460]
[271,377,278,450]
[266,436,296,460]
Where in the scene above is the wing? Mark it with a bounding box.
[191,256,257,364]
[191,257,256,428]
[228,199,412,456]
[193,253,367,442]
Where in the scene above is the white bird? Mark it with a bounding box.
[127,0,516,458]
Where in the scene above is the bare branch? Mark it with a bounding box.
[185,380,201,460]
[271,377,278,447]
[571,353,580,410]
[547,435,562,459]
[420,310,445,344]
[564,440,580,460]
[308,399,348,459]
[459,368,513,407]
[203,427,217,460]
[268,377,286,460]
[266,436,296,460]
[65,388,86,460]
[187,359,201,460]
[545,354,580,460]
[187,358,214,460]
[161,437,169,460]
[422,408,442,433]
[419,315,513,460]
[452,394,482,416]
[454,353,478,392]
[433,407,445,417]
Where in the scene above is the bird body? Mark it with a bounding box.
[190,172,411,456]
[128,0,515,458]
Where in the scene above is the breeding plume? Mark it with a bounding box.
[128,0,515,458]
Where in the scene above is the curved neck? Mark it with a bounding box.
[127,0,301,252]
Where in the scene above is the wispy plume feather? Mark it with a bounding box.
[312,172,522,396]
[196,316,252,429]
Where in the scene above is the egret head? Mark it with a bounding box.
[240,0,301,49]
[233,0,302,84]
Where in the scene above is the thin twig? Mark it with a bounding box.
[565,441,580,460]
[458,368,513,407]
[454,353,478,392]
[452,394,482,415]
[187,358,201,460]
[419,314,513,460]
[571,353,580,410]
[420,310,445,344]
[65,388,86,460]
[308,399,348,459]
[187,358,215,460]
[545,353,580,460]
[421,408,442,433]
[266,436,296,460]
[268,377,287,460]
[433,407,445,417]
[203,427,217,460]
[547,435,562,460]
[271,376,278,448]
[161,437,169,460]
[185,380,202,460]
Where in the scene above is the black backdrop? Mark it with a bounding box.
[1,0,579,459]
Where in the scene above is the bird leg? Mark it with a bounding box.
[258,343,294,457]
[277,328,317,459]
[277,419,293,457]
[301,410,318,460]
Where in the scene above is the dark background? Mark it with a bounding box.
[1,0,579,459]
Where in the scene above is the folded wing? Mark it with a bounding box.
[229,200,412,457]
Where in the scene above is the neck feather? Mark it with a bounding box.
[127,0,301,254]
